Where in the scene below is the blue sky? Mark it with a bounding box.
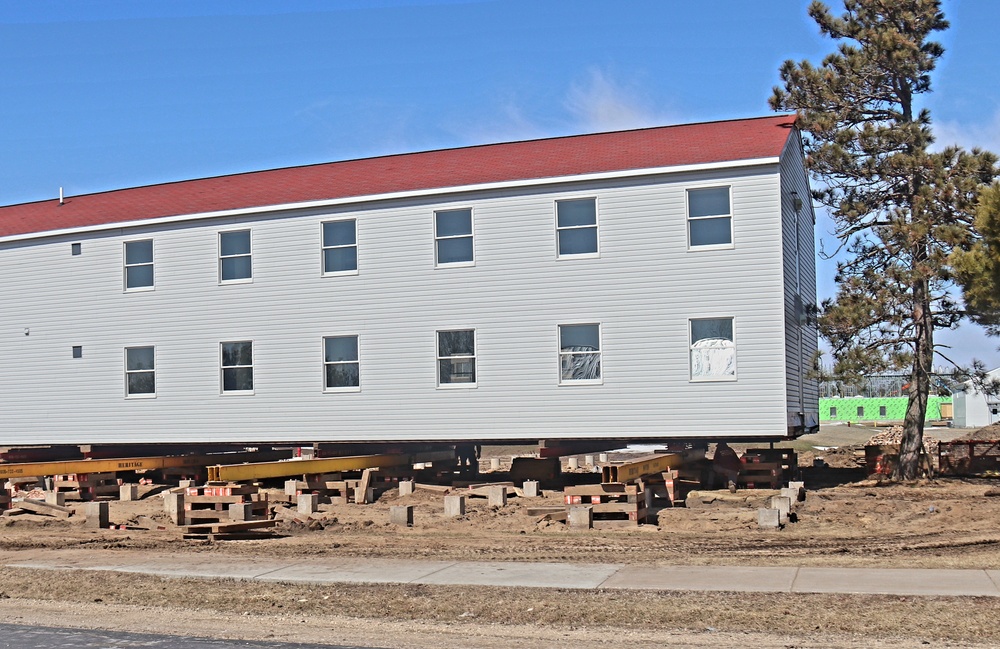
[1,0,998,369]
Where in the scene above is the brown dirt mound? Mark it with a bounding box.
[960,422,1000,441]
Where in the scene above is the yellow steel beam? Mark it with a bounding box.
[601,453,683,484]
[0,451,284,480]
[208,453,407,482]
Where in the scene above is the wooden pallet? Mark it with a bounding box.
[182,519,278,540]
[736,461,782,489]
[743,448,799,482]
[564,483,646,525]
[182,482,269,524]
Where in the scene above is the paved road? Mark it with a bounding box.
[0,623,374,649]
[5,548,1000,597]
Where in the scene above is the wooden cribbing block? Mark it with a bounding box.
[20,498,74,519]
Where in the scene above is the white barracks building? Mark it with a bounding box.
[0,115,819,446]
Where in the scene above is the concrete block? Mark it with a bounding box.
[521,480,539,498]
[788,481,805,492]
[83,501,110,529]
[599,453,609,463]
[770,495,792,517]
[164,493,185,525]
[444,494,465,517]
[758,507,781,529]
[490,458,501,471]
[178,479,197,489]
[568,505,593,529]
[390,504,414,526]
[781,486,805,503]
[44,491,66,507]
[228,502,256,521]
[119,484,139,501]
[398,480,414,497]
[297,493,318,514]
[488,485,507,507]
[284,479,299,498]
[584,455,595,467]
[567,457,580,470]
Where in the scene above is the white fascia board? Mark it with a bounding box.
[1,156,780,244]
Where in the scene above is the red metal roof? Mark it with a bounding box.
[0,115,795,239]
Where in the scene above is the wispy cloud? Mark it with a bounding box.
[564,67,675,132]
[932,108,1000,153]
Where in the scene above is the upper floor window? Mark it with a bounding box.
[556,198,598,257]
[125,346,155,397]
[437,329,476,387]
[219,230,252,283]
[559,324,602,384]
[690,317,736,381]
[435,209,474,266]
[324,335,360,391]
[322,219,358,275]
[687,187,732,248]
[221,340,254,394]
[124,240,154,291]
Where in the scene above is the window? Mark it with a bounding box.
[324,335,360,390]
[71,243,82,256]
[688,187,732,248]
[124,240,154,290]
[434,209,473,266]
[72,346,83,359]
[556,198,598,257]
[559,324,601,383]
[830,406,837,418]
[437,329,476,386]
[879,405,887,417]
[857,406,865,417]
[125,346,155,397]
[322,220,358,274]
[690,317,736,380]
[219,230,252,282]
[221,341,253,393]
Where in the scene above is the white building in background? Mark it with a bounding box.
[0,115,819,446]
[952,367,1000,428]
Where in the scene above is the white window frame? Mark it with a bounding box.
[436,329,477,388]
[124,346,156,399]
[219,229,253,284]
[689,316,737,382]
[220,340,254,395]
[321,218,359,276]
[323,335,361,393]
[434,208,475,268]
[686,186,734,251]
[555,197,600,259]
[123,240,154,292]
[558,323,603,385]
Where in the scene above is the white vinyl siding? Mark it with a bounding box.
[0,159,800,444]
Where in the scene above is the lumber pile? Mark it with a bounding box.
[18,498,75,519]
[52,472,121,501]
[180,482,269,525]
[182,519,278,541]
[742,448,799,484]
[867,426,940,459]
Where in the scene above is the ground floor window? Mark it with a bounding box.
[690,317,736,380]
[559,324,601,383]
[437,329,476,386]
[125,346,155,397]
[221,341,254,393]
[324,336,360,390]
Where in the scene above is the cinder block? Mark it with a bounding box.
[44,491,66,507]
[83,501,110,529]
[119,484,139,501]
[164,492,185,525]
[788,481,805,492]
[584,455,595,466]
[488,485,507,507]
[567,457,580,470]
[398,480,414,497]
[229,502,256,521]
[444,494,465,517]
[284,479,299,498]
[297,493,318,514]
[490,458,501,471]
[521,480,539,498]
[390,504,414,526]
[178,479,197,489]
[568,505,593,529]
[758,507,781,529]
[781,486,805,503]
[598,453,609,463]
[769,495,792,519]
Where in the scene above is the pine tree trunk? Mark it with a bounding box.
[895,278,933,480]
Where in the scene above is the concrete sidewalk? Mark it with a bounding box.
[4,548,999,598]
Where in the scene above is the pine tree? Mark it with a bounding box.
[770,0,997,479]
[953,184,1000,336]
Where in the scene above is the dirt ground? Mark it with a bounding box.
[2,424,1000,648]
